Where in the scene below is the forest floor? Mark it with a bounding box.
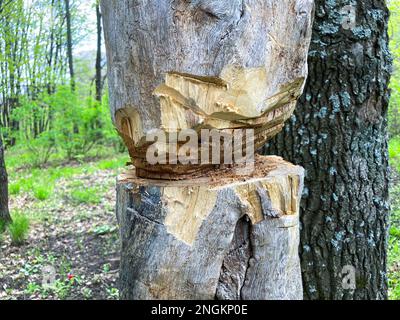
[0,149,128,300]
[0,145,400,300]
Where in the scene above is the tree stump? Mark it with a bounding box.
[116,156,304,300]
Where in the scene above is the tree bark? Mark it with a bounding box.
[95,2,102,102]
[0,136,11,225]
[117,156,304,300]
[263,0,392,300]
[65,0,75,92]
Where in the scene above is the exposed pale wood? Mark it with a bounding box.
[116,156,304,300]
[102,0,314,179]
[101,0,314,301]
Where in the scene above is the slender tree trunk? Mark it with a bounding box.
[263,0,392,300]
[0,136,11,224]
[95,2,102,102]
[65,0,74,92]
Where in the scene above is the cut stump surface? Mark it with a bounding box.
[116,156,305,300]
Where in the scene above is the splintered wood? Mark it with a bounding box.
[118,156,302,245]
[115,67,304,179]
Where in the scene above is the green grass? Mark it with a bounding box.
[389,137,400,300]
[33,185,52,201]
[70,187,102,205]
[390,138,400,172]
[5,146,128,205]
[389,227,400,300]
[91,224,117,236]
[9,182,21,195]
[97,157,127,170]
[0,219,7,234]
[8,211,30,245]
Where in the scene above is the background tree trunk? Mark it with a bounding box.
[65,0,75,92]
[263,0,392,300]
[95,2,102,102]
[0,136,11,224]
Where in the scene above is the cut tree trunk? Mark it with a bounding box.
[117,156,304,300]
[101,0,314,300]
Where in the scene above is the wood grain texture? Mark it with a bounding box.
[116,156,304,300]
[101,0,314,179]
[102,0,314,128]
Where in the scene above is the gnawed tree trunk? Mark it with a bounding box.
[117,156,304,299]
[101,0,314,300]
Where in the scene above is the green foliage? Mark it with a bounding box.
[389,182,400,300]
[9,182,21,195]
[106,287,119,300]
[389,138,400,172]
[33,186,52,201]
[0,220,7,234]
[389,232,400,299]
[8,212,30,245]
[389,0,400,138]
[11,86,118,166]
[70,187,102,205]
[91,225,117,236]
[97,157,127,170]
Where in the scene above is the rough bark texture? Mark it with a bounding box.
[65,0,75,92]
[116,156,304,300]
[95,3,102,102]
[0,137,11,224]
[263,0,392,300]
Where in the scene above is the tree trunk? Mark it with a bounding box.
[0,136,11,225]
[65,0,74,92]
[101,0,314,300]
[95,2,102,102]
[263,0,392,300]
[117,156,304,299]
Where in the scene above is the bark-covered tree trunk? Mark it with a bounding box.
[0,136,11,225]
[65,0,75,92]
[263,0,392,300]
[95,2,102,102]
